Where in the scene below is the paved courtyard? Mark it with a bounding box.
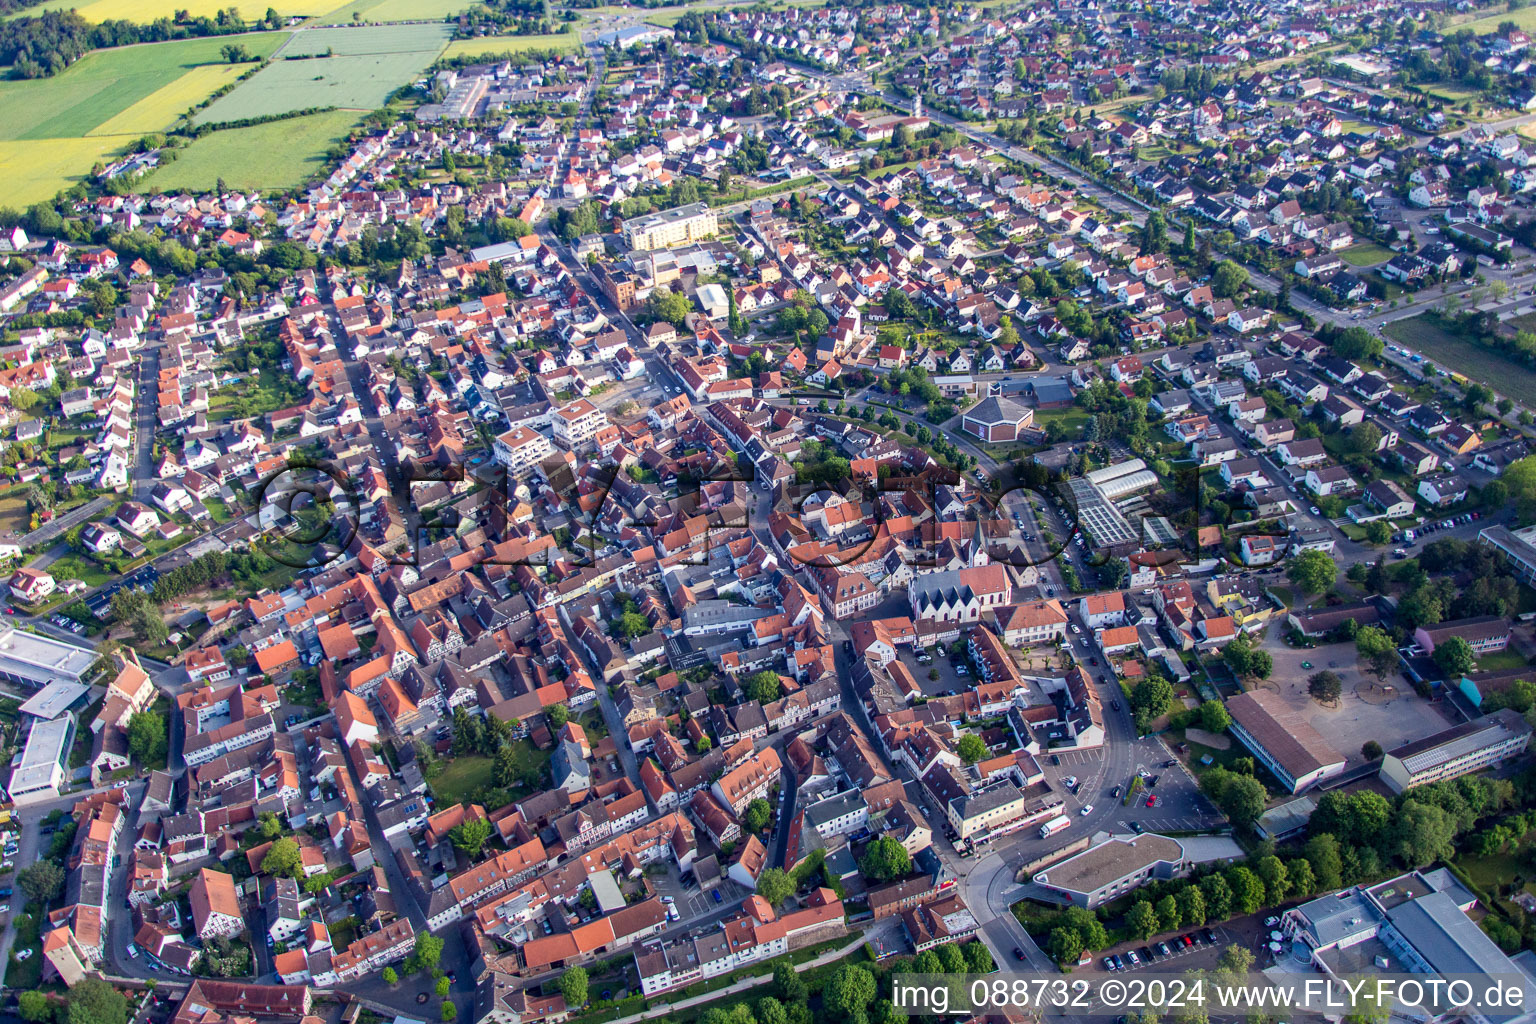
[1262,637,1455,767]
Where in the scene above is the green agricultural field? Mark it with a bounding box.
[324,0,479,22]
[1384,315,1536,407]
[146,108,359,190]
[196,22,451,122]
[440,32,581,60]
[0,32,288,141]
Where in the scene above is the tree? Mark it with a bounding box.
[1216,946,1256,980]
[1288,549,1337,596]
[1433,635,1477,680]
[1212,261,1250,298]
[18,861,64,906]
[66,978,128,1024]
[1127,899,1160,940]
[743,670,783,704]
[1050,927,1084,967]
[1199,699,1232,733]
[1362,740,1383,761]
[449,818,492,856]
[1199,873,1233,920]
[560,967,589,1008]
[758,998,788,1024]
[17,991,51,1022]
[414,934,445,974]
[1389,801,1457,866]
[436,976,451,998]
[757,867,795,906]
[1176,885,1206,927]
[383,967,399,985]
[1202,769,1267,828]
[261,838,303,879]
[774,962,807,1004]
[1157,894,1182,932]
[1226,866,1265,915]
[956,733,988,764]
[1304,833,1343,891]
[544,703,569,728]
[612,611,650,640]
[1060,906,1108,950]
[860,836,912,882]
[963,941,995,973]
[823,964,877,1021]
[743,798,773,834]
[1287,857,1317,897]
[1308,670,1342,704]
[1355,626,1398,680]
[649,287,693,327]
[1130,676,1174,734]
[125,709,167,765]
[1252,856,1288,905]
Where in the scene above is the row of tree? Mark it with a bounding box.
[1,7,284,78]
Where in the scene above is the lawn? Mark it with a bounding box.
[0,33,288,141]
[1030,407,1092,438]
[1384,315,1536,408]
[430,754,494,805]
[441,32,581,60]
[147,109,359,191]
[0,493,28,538]
[1476,650,1531,673]
[1339,242,1394,268]
[196,23,451,122]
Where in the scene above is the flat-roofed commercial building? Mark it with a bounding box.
[623,203,718,252]
[1225,689,1346,793]
[1033,834,1188,908]
[9,711,75,801]
[16,679,90,722]
[1381,709,1532,794]
[0,627,95,688]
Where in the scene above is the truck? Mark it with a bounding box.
[1039,814,1072,839]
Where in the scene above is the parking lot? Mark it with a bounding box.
[1086,923,1237,978]
[650,862,754,927]
[895,646,973,698]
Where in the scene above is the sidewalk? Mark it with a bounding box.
[598,925,888,1024]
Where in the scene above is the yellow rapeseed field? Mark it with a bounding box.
[0,137,128,205]
[87,62,249,136]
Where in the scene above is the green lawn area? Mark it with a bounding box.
[4,910,42,989]
[431,755,494,805]
[1339,243,1395,267]
[0,493,27,537]
[1030,407,1092,438]
[46,553,116,588]
[1384,315,1536,408]
[1267,585,1294,608]
[1476,650,1531,673]
[148,109,361,192]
